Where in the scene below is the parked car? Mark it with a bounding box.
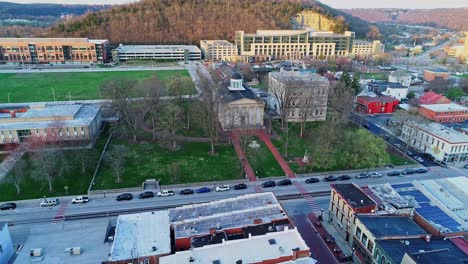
[196,187,211,193]
[370,172,383,178]
[337,175,351,181]
[401,168,415,175]
[406,150,414,156]
[394,143,402,149]
[324,175,337,182]
[138,191,155,199]
[233,183,247,190]
[277,179,292,186]
[179,189,194,195]
[356,173,370,179]
[116,193,133,201]
[157,190,174,197]
[414,156,424,163]
[71,196,89,204]
[0,203,16,210]
[305,178,319,184]
[387,171,401,176]
[415,168,429,174]
[40,198,60,207]
[215,185,230,192]
[262,181,276,188]
[464,164,468,169]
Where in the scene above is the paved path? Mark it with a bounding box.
[230,131,257,182]
[256,129,296,178]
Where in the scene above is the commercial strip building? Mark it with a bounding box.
[418,103,468,123]
[112,44,201,62]
[402,122,468,163]
[235,29,354,61]
[268,70,329,122]
[351,40,384,59]
[0,103,102,145]
[0,38,109,64]
[356,96,400,114]
[423,69,449,81]
[200,40,238,61]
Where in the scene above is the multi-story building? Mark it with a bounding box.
[199,40,238,61]
[235,29,354,61]
[0,223,14,264]
[417,91,451,105]
[423,69,449,81]
[268,70,329,122]
[367,82,408,101]
[463,32,468,64]
[0,38,109,64]
[448,45,464,58]
[402,122,468,163]
[112,44,201,62]
[351,40,384,59]
[329,184,377,243]
[356,96,400,114]
[0,103,102,145]
[388,70,411,87]
[418,103,468,123]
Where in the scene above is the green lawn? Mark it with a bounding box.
[0,127,110,202]
[0,70,194,103]
[358,72,388,80]
[247,137,285,178]
[95,140,242,189]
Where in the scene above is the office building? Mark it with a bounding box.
[356,96,400,114]
[402,122,468,163]
[418,103,468,123]
[199,40,238,61]
[351,40,384,59]
[112,44,201,62]
[235,29,354,61]
[268,70,329,122]
[448,45,464,58]
[423,69,449,81]
[0,38,109,64]
[0,103,102,144]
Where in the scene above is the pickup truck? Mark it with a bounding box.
[71,196,89,204]
[157,190,174,197]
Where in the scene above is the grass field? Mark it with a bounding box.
[95,140,242,189]
[358,72,388,80]
[0,70,194,103]
[247,137,285,178]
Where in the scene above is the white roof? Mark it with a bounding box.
[255,30,310,36]
[159,228,311,264]
[407,122,468,143]
[420,103,467,112]
[116,45,201,53]
[109,211,171,261]
[269,71,329,83]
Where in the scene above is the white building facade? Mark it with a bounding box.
[351,40,384,58]
[0,223,14,264]
[112,44,201,62]
[388,71,412,87]
[200,40,238,61]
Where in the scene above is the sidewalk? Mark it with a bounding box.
[230,131,257,182]
[256,130,295,178]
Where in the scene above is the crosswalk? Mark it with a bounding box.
[52,201,69,223]
[293,182,321,212]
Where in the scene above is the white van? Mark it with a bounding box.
[40,198,60,207]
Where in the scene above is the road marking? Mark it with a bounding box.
[52,201,69,223]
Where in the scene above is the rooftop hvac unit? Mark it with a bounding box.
[30,248,43,257]
[65,247,81,255]
[108,236,114,242]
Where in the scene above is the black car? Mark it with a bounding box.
[401,168,415,175]
[262,181,276,188]
[277,179,292,186]
[387,171,401,176]
[0,203,16,210]
[337,175,351,181]
[116,193,133,201]
[305,178,319,184]
[415,168,429,174]
[324,175,337,182]
[179,189,194,195]
[138,191,154,199]
[464,164,468,169]
[233,183,247,190]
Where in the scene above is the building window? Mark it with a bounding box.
[362,233,368,246]
[356,227,362,239]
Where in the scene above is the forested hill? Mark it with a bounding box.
[47,0,371,45]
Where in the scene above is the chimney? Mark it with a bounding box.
[292,248,300,261]
[10,110,16,118]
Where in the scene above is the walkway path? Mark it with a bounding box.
[230,131,257,182]
[256,130,295,178]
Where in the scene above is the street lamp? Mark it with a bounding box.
[351,247,356,261]
[7,92,11,104]
[319,208,324,222]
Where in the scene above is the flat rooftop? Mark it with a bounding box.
[358,95,399,103]
[420,103,467,112]
[332,183,377,209]
[200,40,235,46]
[13,220,111,264]
[109,211,171,261]
[269,71,329,83]
[159,228,312,264]
[377,238,468,264]
[406,122,468,143]
[358,215,427,239]
[369,183,414,209]
[425,68,449,73]
[254,30,310,36]
[0,38,96,43]
[19,104,82,119]
[368,81,406,89]
[115,45,201,53]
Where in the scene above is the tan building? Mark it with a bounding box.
[463,32,468,64]
[218,73,264,130]
[352,40,384,59]
[0,103,102,144]
[0,38,109,64]
[268,70,329,122]
[200,40,238,61]
[448,45,464,58]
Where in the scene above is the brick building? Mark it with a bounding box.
[417,91,451,105]
[356,96,399,114]
[418,103,468,123]
[423,69,449,81]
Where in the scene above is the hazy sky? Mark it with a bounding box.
[4,0,468,8]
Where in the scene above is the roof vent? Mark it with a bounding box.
[152,246,157,251]
[268,239,277,245]
[189,256,195,262]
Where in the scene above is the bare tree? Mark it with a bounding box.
[269,79,301,130]
[141,77,163,140]
[105,144,129,183]
[7,145,27,194]
[167,75,194,130]
[32,149,68,192]
[160,102,182,150]
[101,78,140,142]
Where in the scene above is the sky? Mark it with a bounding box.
[3,0,468,8]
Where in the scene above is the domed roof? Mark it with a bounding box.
[231,73,243,80]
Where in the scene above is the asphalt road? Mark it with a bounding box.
[1,167,464,226]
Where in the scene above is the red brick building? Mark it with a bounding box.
[418,103,468,123]
[423,69,449,81]
[417,91,451,105]
[357,96,400,114]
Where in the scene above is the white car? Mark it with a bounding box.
[370,172,383,178]
[157,190,174,197]
[414,156,424,163]
[40,198,59,207]
[215,185,230,192]
[71,196,89,204]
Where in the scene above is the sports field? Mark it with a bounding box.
[0,70,194,103]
